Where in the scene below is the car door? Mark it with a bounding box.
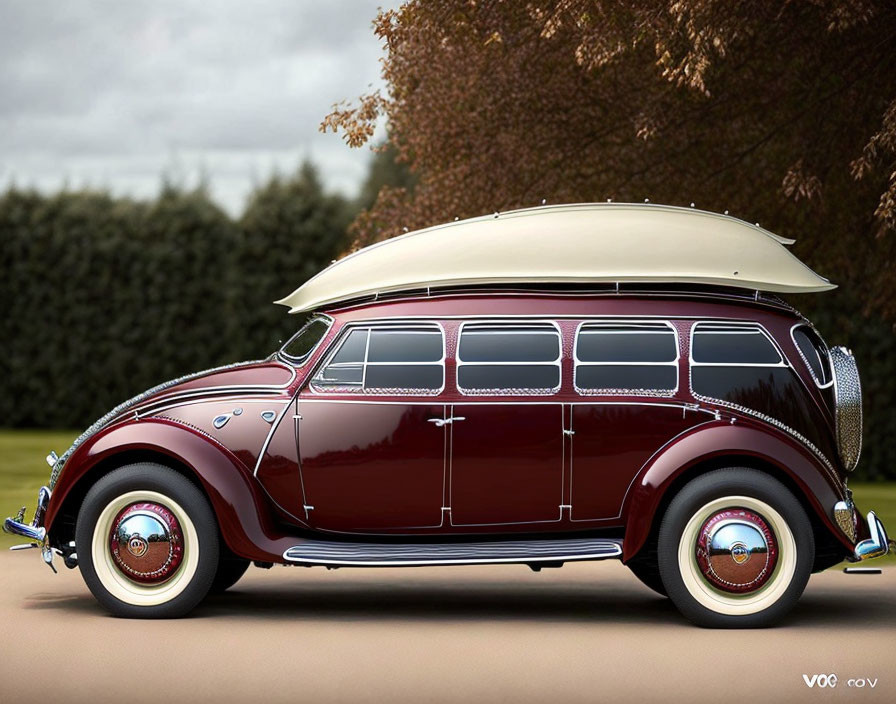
[569,321,702,521]
[448,322,565,526]
[297,323,448,532]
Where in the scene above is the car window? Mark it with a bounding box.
[575,322,678,394]
[792,325,832,386]
[279,316,331,363]
[312,325,444,394]
[690,322,786,401]
[457,323,561,394]
[691,323,782,365]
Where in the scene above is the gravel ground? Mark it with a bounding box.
[0,553,892,704]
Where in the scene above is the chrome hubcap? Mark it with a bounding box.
[695,508,778,594]
[109,502,184,584]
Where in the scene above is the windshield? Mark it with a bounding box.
[279,316,331,364]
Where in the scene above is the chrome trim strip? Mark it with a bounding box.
[282,538,622,566]
[281,550,622,567]
[138,396,288,420]
[252,399,295,477]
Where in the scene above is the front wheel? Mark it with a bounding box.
[76,463,220,618]
[657,468,814,628]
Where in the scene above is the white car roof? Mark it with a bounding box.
[276,202,835,313]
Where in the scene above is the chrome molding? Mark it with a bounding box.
[283,536,622,567]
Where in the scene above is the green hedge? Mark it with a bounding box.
[0,165,351,430]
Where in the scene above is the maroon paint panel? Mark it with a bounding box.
[449,403,564,525]
[297,399,447,530]
[570,404,706,521]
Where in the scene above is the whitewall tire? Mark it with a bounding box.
[658,468,814,628]
[76,463,219,618]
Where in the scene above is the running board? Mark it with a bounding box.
[282,537,622,567]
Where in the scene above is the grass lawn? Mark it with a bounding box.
[0,429,893,565]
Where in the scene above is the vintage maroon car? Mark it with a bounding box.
[5,203,893,626]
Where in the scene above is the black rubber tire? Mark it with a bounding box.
[75,463,219,618]
[210,555,250,593]
[627,552,667,597]
[657,468,814,628]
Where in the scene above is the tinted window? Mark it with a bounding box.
[457,323,561,393]
[458,365,560,391]
[792,326,831,385]
[577,324,677,363]
[691,324,781,365]
[280,317,330,362]
[313,325,444,393]
[575,322,678,393]
[459,326,559,362]
[577,365,677,391]
[368,330,442,362]
[329,329,367,364]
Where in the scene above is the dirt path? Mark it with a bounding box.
[0,553,892,704]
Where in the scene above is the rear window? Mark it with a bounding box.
[575,322,678,394]
[792,325,832,386]
[312,325,444,394]
[457,323,561,394]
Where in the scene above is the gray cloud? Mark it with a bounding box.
[0,0,397,213]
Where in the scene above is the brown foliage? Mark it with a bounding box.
[322,0,896,320]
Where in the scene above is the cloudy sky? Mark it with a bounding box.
[0,1,399,214]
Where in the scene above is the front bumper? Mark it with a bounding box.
[853,510,895,561]
[3,486,56,571]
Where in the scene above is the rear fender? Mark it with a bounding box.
[621,422,850,561]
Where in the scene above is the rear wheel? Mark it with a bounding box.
[76,463,219,618]
[657,468,814,628]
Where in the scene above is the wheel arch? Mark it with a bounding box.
[621,423,851,568]
[46,419,300,563]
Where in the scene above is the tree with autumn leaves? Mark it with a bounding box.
[323,0,896,479]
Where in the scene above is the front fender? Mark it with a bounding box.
[46,418,302,562]
[621,421,849,561]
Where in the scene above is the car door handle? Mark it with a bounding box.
[427,417,465,427]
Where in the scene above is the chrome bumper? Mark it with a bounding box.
[3,486,56,572]
[854,511,896,561]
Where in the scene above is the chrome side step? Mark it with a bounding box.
[283,537,622,567]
